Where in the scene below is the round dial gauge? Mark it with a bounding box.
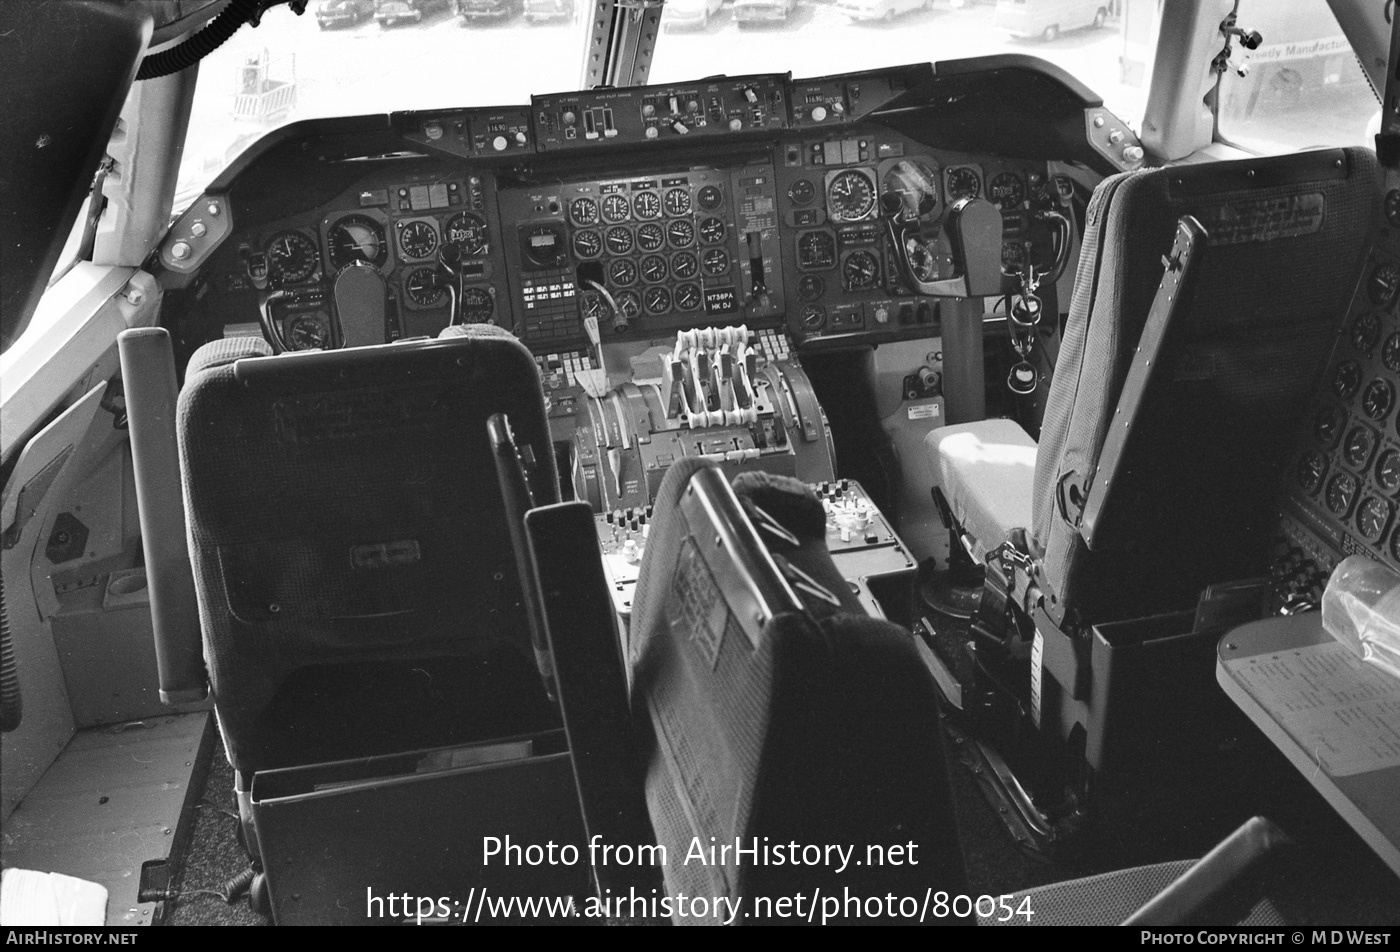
[570,198,599,226]
[286,312,330,351]
[697,185,723,210]
[702,247,730,275]
[1326,471,1359,516]
[698,217,726,244]
[826,170,876,223]
[1385,333,1400,373]
[633,190,661,220]
[398,220,437,260]
[987,172,1027,211]
[608,258,638,287]
[1356,496,1393,543]
[1363,378,1395,420]
[1352,312,1381,352]
[664,188,692,216]
[604,226,634,256]
[1377,449,1400,494]
[1387,190,1400,228]
[581,293,609,325]
[1344,425,1378,470]
[674,283,702,310]
[1297,450,1328,494]
[945,166,982,202]
[667,219,696,248]
[800,305,826,329]
[327,215,387,270]
[797,231,837,270]
[1315,405,1344,448]
[640,254,668,283]
[445,213,488,255]
[601,194,630,223]
[671,251,699,280]
[461,287,494,323]
[842,250,880,290]
[572,229,602,260]
[788,179,816,206]
[637,223,666,252]
[404,267,444,307]
[266,231,318,285]
[797,274,824,301]
[643,286,671,314]
[1369,261,1400,308]
[1333,360,1362,400]
[615,290,642,321]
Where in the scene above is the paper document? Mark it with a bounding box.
[1228,641,1400,777]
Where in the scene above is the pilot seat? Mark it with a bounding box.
[923,147,1380,843]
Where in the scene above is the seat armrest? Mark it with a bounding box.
[1122,816,1293,926]
[523,502,660,895]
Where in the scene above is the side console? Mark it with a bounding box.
[1276,215,1400,606]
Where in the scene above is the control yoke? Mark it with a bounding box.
[881,193,1009,298]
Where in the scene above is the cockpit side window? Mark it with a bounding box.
[1215,0,1380,154]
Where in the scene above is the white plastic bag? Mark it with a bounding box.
[1321,555,1400,683]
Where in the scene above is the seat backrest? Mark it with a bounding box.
[177,325,560,773]
[626,459,969,924]
[1034,148,1379,623]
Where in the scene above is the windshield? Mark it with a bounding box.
[176,0,1156,211]
[653,0,1152,121]
[175,0,591,210]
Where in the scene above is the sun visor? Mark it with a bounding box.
[0,0,152,354]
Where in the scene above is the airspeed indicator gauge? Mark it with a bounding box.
[825,170,877,223]
[398,220,437,260]
[266,231,318,285]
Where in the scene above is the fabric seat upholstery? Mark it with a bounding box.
[177,324,560,774]
[626,459,970,924]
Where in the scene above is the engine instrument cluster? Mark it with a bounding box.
[1278,239,1400,604]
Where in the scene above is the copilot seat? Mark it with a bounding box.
[929,148,1379,627]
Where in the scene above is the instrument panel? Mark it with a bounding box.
[1277,223,1400,604]
[174,62,1111,360]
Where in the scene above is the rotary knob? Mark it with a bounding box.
[811,105,828,122]
[492,135,508,151]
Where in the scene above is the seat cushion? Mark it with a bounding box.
[927,419,1037,559]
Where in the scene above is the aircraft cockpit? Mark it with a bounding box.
[1,0,1398,928]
